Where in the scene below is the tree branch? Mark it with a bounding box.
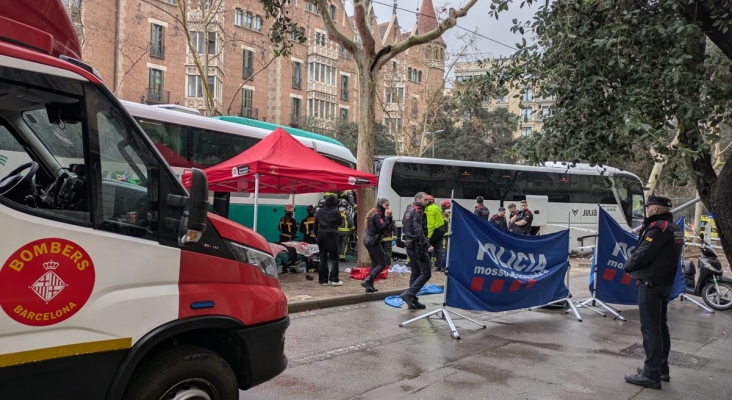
[225,55,279,115]
[373,0,479,71]
[353,0,376,56]
[314,0,358,54]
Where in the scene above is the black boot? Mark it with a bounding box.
[361,276,378,293]
[399,291,418,309]
[637,367,669,382]
[624,373,661,389]
[413,297,427,309]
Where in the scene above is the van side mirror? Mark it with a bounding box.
[180,168,208,245]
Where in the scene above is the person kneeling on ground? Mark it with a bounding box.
[361,198,394,293]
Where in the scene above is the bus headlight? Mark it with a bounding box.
[225,241,278,277]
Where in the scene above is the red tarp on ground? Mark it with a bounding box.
[181,127,376,193]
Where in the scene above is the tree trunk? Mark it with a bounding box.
[355,60,377,267]
[708,159,732,265]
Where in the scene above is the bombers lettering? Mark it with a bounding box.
[13,302,77,321]
[476,243,548,273]
[7,241,90,273]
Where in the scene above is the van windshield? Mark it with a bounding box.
[23,108,85,169]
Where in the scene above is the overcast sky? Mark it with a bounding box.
[367,0,539,61]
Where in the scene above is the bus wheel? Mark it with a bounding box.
[125,345,238,400]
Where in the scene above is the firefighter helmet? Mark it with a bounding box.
[440,199,451,209]
[285,204,295,213]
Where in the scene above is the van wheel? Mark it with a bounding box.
[702,282,732,311]
[125,345,238,400]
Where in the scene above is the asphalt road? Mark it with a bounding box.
[242,267,732,400]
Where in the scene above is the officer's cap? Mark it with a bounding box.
[644,196,672,208]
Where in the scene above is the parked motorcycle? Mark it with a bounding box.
[682,233,732,311]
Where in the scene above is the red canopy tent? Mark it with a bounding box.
[181,127,376,230]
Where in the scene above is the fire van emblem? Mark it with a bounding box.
[31,261,66,303]
[0,238,95,326]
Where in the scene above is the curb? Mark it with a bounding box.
[287,284,445,314]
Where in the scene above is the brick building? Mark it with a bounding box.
[66,0,446,150]
[453,60,555,137]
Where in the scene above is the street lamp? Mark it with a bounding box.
[425,129,444,158]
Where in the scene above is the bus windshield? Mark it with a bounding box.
[613,172,645,228]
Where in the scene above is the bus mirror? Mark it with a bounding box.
[179,168,209,245]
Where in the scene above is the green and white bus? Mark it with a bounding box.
[121,101,356,243]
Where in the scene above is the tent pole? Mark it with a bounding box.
[253,174,260,232]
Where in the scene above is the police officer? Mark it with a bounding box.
[622,196,683,390]
[399,192,434,310]
[490,207,508,230]
[510,200,533,235]
[361,198,393,293]
[506,203,517,231]
[337,199,353,261]
[299,205,317,244]
[278,204,297,243]
[474,196,490,221]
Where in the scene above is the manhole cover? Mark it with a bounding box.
[619,343,709,370]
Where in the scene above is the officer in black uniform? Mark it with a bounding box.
[490,207,508,231]
[622,196,684,390]
[399,192,434,309]
[510,200,533,235]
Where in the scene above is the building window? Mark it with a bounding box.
[498,94,508,103]
[188,31,217,54]
[244,12,253,29]
[520,108,533,121]
[292,97,302,119]
[290,27,305,41]
[148,68,165,102]
[411,101,418,119]
[307,99,336,120]
[305,1,319,14]
[187,75,204,97]
[392,61,397,71]
[234,8,243,26]
[242,49,254,79]
[425,46,432,60]
[292,62,302,89]
[254,15,262,32]
[418,71,422,82]
[150,24,165,59]
[384,87,404,104]
[384,117,401,134]
[522,87,534,101]
[308,61,336,85]
[340,75,349,100]
[340,107,348,121]
[521,126,533,136]
[541,105,551,118]
[329,5,336,19]
[241,89,253,118]
[315,32,326,46]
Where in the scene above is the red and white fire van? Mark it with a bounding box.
[0,1,288,399]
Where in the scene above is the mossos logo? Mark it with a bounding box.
[607,242,636,269]
[476,243,547,273]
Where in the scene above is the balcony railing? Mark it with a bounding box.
[150,43,165,59]
[146,88,170,104]
[242,66,254,79]
[239,107,258,119]
[340,88,348,101]
[290,114,301,127]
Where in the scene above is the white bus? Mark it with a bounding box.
[374,156,646,255]
[120,100,357,243]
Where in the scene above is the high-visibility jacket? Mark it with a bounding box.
[338,211,352,233]
[425,203,445,238]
